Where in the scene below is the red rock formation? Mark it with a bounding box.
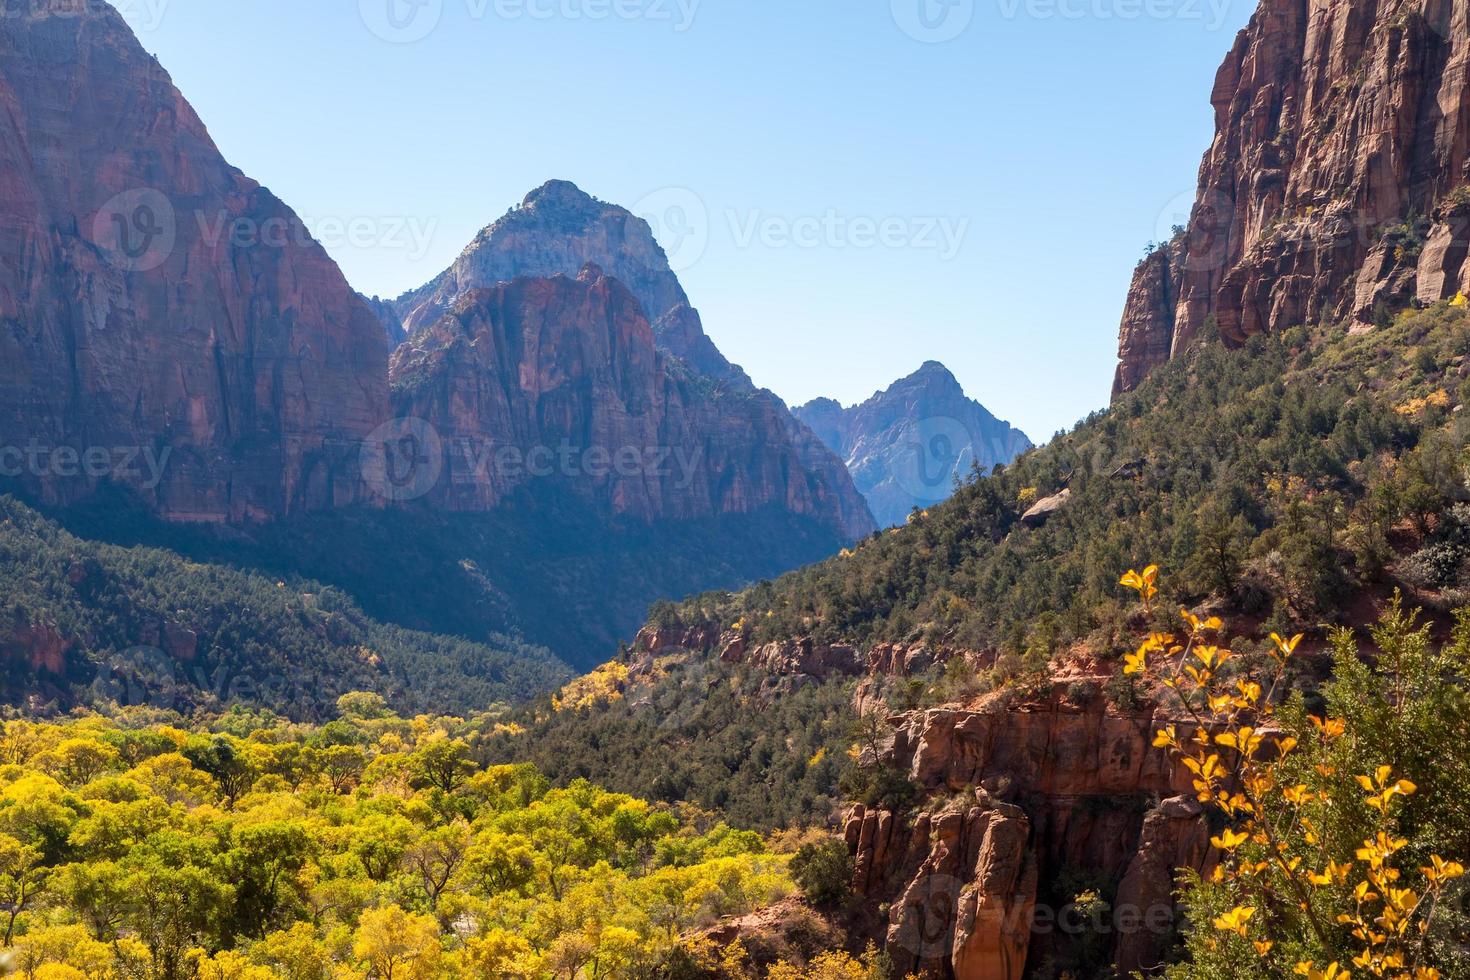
[846,688,1209,978]
[1115,0,1470,394]
[390,268,875,539]
[392,181,875,540]
[1113,237,1184,397]
[0,5,390,520]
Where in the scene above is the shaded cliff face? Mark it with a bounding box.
[393,179,750,385]
[1116,0,1470,393]
[0,4,390,521]
[794,363,1032,528]
[389,267,875,538]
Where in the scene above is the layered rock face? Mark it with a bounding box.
[847,691,1209,979]
[391,181,875,540]
[389,267,875,538]
[795,362,1031,528]
[1115,0,1470,394]
[0,4,390,520]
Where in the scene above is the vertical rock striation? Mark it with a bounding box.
[390,266,876,538]
[0,3,389,520]
[845,691,1210,978]
[1115,0,1470,394]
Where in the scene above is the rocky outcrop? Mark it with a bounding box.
[719,636,865,680]
[389,267,875,538]
[1019,488,1071,528]
[849,799,1038,980]
[0,4,390,520]
[794,363,1032,529]
[1113,237,1184,397]
[1115,0,1470,394]
[846,690,1208,978]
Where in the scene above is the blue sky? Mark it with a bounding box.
[115,0,1254,440]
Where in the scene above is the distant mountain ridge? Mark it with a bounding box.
[795,362,1032,527]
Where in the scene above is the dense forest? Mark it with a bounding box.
[54,488,847,672]
[663,303,1470,655]
[0,699,891,979]
[0,498,570,718]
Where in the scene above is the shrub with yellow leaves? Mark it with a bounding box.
[1119,567,1468,980]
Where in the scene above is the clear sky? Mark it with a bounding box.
[114,0,1254,440]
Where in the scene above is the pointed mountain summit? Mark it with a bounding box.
[795,362,1031,528]
[393,180,748,386]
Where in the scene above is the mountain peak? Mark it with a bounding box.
[522,179,598,210]
[910,360,959,384]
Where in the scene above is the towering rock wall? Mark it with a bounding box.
[391,181,876,539]
[390,267,876,538]
[1116,0,1470,394]
[0,4,390,521]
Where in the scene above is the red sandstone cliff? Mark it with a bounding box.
[389,267,876,538]
[845,691,1209,979]
[1116,0,1470,394]
[0,4,390,520]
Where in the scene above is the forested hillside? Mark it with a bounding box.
[511,301,1470,831]
[669,303,1470,655]
[0,498,570,718]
